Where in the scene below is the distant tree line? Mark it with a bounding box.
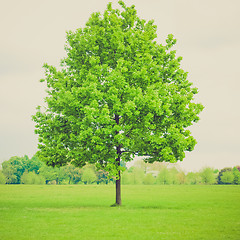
[0,156,240,185]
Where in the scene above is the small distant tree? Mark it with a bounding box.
[169,167,179,184]
[2,163,17,184]
[62,164,82,184]
[39,165,58,184]
[220,171,234,185]
[132,168,145,184]
[233,167,240,185]
[32,1,203,205]
[122,170,133,185]
[200,168,216,185]
[217,168,232,184]
[21,171,45,185]
[96,169,109,184]
[186,172,201,185]
[0,171,6,184]
[82,167,97,184]
[156,167,171,184]
[177,171,186,184]
[2,156,26,184]
[143,173,155,185]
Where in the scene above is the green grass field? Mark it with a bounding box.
[0,185,239,240]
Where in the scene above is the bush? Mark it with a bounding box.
[200,168,217,185]
[81,167,97,184]
[21,172,45,184]
[220,171,234,184]
[186,172,201,185]
[143,173,155,185]
[156,167,172,185]
[233,167,240,185]
[0,171,6,184]
[217,168,232,184]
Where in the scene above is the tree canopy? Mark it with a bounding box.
[32,1,203,205]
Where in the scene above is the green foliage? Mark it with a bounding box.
[62,164,82,184]
[200,168,217,185]
[218,167,232,184]
[2,156,26,184]
[39,165,58,184]
[220,171,234,184]
[177,171,186,184]
[81,166,97,184]
[233,167,240,185]
[143,173,155,185]
[2,155,240,186]
[0,171,6,184]
[21,171,45,185]
[32,1,203,177]
[186,172,201,185]
[156,167,172,184]
[122,167,145,184]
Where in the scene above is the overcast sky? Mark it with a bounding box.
[0,0,239,171]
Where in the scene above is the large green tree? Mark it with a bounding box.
[32,1,203,205]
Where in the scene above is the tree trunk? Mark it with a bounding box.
[114,114,122,206]
[116,169,121,205]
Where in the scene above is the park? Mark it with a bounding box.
[1,1,239,239]
[0,184,239,239]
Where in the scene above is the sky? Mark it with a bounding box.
[0,0,239,172]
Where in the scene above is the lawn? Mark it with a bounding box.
[0,185,239,239]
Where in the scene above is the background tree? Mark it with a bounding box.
[39,165,58,184]
[200,168,217,185]
[232,167,240,185]
[143,173,155,185]
[62,164,82,184]
[220,170,234,185]
[186,172,201,185]
[96,169,109,184]
[21,171,45,185]
[81,166,97,184]
[2,156,25,184]
[217,168,232,184]
[32,1,203,205]
[156,167,171,185]
[177,171,186,185]
[0,171,6,184]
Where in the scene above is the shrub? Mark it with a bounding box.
[143,173,155,185]
[21,172,45,184]
[220,171,234,184]
[0,171,6,184]
[200,168,217,185]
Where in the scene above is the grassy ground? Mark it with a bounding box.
[0,185,239,240]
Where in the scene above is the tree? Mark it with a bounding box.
[218,168,232,184]
[81,166,97,184]
[39,165,58,184]
[177,171,186,185]
[186,172,201,185]
[156,167,171,185]
[62,164,82,184]
[200,168,217,185]
[233,167,240,185]
[2,156,26,184]
[21,171,45,185]
[32,1,203,205]
[0,171,6,184]
[220,170,234,184]
[143,173,155,185]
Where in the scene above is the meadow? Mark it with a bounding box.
[0,185,239,240]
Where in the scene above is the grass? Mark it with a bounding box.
[0,185,239,240]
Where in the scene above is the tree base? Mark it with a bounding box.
[110,203,121,207]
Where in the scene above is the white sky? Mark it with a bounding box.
[0,0,239,172]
